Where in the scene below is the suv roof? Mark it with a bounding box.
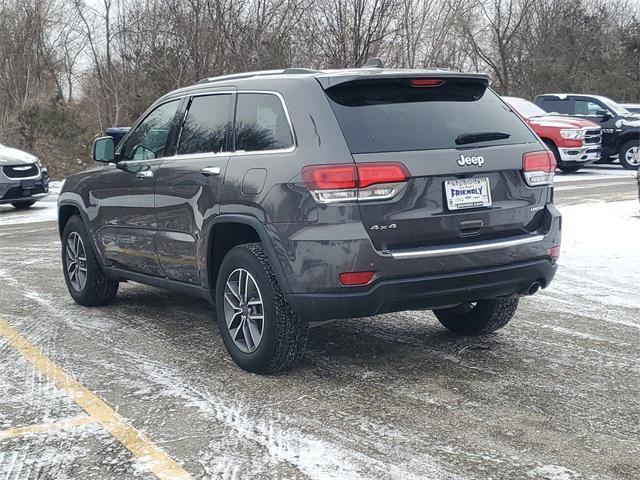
[164,67,490,100]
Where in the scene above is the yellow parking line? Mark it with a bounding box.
[0,416,97,440]
[0,319,193,480]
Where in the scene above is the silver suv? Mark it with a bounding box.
[0,144,49,209]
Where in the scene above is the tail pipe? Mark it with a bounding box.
[527,282,541,296]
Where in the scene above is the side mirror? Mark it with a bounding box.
[93,136,115,163]
[595,109,611,120]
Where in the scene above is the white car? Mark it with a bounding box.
[0,144,49,209]
[620,103,640,115]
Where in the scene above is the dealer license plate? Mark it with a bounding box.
[445,178,492,210]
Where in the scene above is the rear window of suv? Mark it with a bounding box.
[325,78,536,154]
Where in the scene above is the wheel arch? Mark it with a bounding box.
[58,203,82,238]
[203,215,292,295]
[615,131,640,152]
[58,200,107,266]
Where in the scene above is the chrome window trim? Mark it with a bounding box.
[233,90,297,154]
[387,234,545,259]
[120,89,297,166]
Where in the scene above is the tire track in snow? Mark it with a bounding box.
[0,264,458,480]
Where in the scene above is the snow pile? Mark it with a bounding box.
[537,200,640,323]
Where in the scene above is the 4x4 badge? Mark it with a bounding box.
[457,154,485,167]
[370,223,397,231]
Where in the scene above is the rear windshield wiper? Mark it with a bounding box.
[455,131,511,145]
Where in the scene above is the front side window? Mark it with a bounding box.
[235,93,294,152]
[121,100,180,161]
[574,99,604,116]
[177,94,232,155]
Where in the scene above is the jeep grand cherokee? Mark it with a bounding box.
[58,66,561,373]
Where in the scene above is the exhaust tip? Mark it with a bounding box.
[527,282,541,296]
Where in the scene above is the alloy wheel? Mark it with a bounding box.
[624,146,640,166]
[223,268,265,353]
[66,232,87,292]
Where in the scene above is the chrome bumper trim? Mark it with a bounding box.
[389,234,545,259]
[558,146,601,162]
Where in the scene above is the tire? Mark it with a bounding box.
[11,200,36,209]
[543,140,562,170]
[433,298,519,335]
[619,140,640,170]
[61,215,118,306]
[215,243,308,374]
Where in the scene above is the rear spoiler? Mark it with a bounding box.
[315,71,490,90]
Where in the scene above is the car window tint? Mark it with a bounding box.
[538,98,571,115]
[121,100,180,161]
[326,79,536,154]
[178,94,231,155]
[574,99,603,116]
[235,93,293,152]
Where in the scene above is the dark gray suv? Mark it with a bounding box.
[58,67,561,373]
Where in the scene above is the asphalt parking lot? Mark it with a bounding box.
[0,166,639,480]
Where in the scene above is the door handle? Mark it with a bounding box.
[136,170,154,179]
[200,166,221,176]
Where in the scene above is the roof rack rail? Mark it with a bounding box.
[197,70,283,85]
[282,68,321,74]
[197,68,320,85]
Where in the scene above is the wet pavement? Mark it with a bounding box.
[0,167,638,479]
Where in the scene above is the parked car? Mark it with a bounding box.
[0,144,49,209]
[502,96,601,173]
[58,65,561,373]
[620,103,640,115]
[534,93,640,169]
[105,127,131,147]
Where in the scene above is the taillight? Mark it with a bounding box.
[301,164,357,190]
[523,151,556,187]
[302,163,409,204]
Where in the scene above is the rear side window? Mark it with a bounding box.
[537,97,571,115]
[235,93,294,152]
[325,79,536,154]
[178,94,231,155]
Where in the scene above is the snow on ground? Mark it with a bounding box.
[553,164,636,183]
[0,181,62,226]
[0,201,57,226]
[536,199,640,324]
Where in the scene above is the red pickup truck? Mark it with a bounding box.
[503,97,602,173]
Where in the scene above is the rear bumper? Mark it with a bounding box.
[286,259,557,322]
[558,146,601,166]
